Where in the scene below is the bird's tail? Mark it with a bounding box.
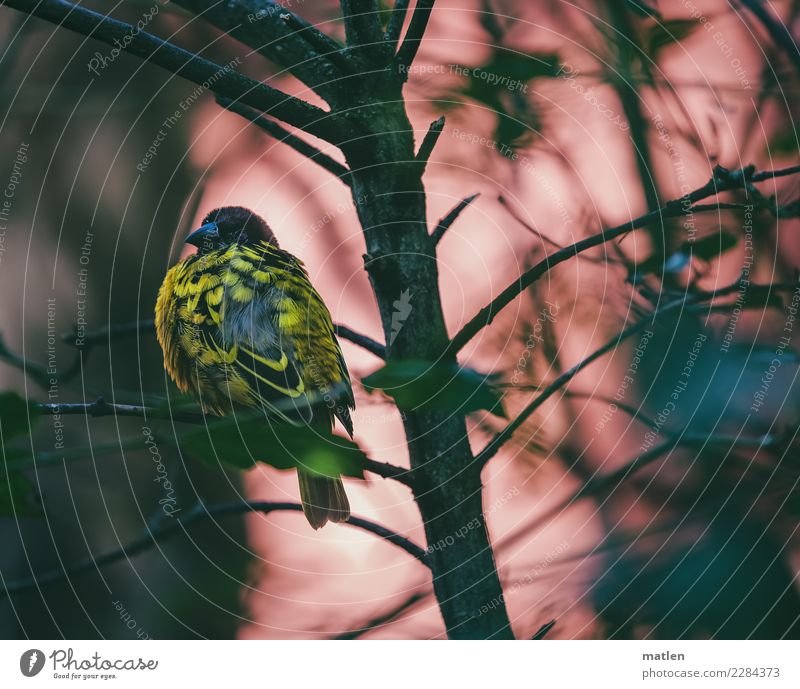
[297,469,351,530]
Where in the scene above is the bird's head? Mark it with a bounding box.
[185,206,279,254]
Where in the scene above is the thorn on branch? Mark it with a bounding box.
[532,620,555,639]
[431,193,479,245]
[415,115,445,174]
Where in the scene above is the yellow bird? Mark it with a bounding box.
[155,206,353,528]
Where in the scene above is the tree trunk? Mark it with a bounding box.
[341,88,514,639]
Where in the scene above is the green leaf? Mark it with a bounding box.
[180,416,366,479]
[362,360,506,417]
[0,391,40,442]
[0,470,40,517]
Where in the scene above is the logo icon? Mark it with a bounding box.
[20,649,45,677]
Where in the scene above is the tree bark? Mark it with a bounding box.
[340,80,514,639]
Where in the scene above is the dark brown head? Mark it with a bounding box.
[184,206,278,254]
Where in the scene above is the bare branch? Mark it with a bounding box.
[216,96,352,185]
[278,10,354,74]
[431,192,479,245]
[415,115,445,173]
[0,332,82,388]
[62,318,385,359]
[5,0,340,141]
[448,164,800,354]
[172,0,351,106]
[0,500,430,598]
[341,0,385,59]
[385,0,411,53]
[393,0,436,79]
[35,396,409,484]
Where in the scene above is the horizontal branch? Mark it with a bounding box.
[0,500,430,598]
[36,396,408,484]
[5,0,340,141]
[0,332,82,388]
[431,192,479,245]
[448,164,800,354]
[216,96,352,185]
[62,318,385,359]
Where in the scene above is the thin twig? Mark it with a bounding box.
[532,619,555,639]
[393,0,436,78]
[448,164,800,354]
[415,115,445,172]
[216,96,352,185]
[0,332,82,388]
[0,500,430,598]
[334,589,430,639]
[431,193,479,245]
[334,324,386,358]
[477,279,795,465]
[5,0,339,141]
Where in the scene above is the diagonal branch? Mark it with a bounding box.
[0,500,430,598]
[393,0,436,79]
[5,0,340,141]
[385,0,411,53]
[447,164,800,355]
[477,279,798,466]
[172,0,353,106]
[431,192,479,245]
[415,115,445,174]
[216,96,352,185]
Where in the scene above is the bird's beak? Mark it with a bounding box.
[184,222,220,248]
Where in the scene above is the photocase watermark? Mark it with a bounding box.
[510,301,559,385]
[389,289,412,345]
[113,599,153,639]
[750,283,800,414]
[720,205,755,353]
[395,62,530,93]
[640,331,707,452]
[595,328,654,435]
[476,540,570,617]
[46,648,158,680]
[45,298,65,451]
[0,141,30,267]
[87,3,163,76]
[680,0,752,90]
[652,114,696,242]
[450,127,572,226]
[142,426,180,517]
[425,486,520,555]
[247,0,305,23]
[74,229,94,346]
[298,192,369,251]
[136,56,243,173]
[557,62,629,131]
[20,649,45,677]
